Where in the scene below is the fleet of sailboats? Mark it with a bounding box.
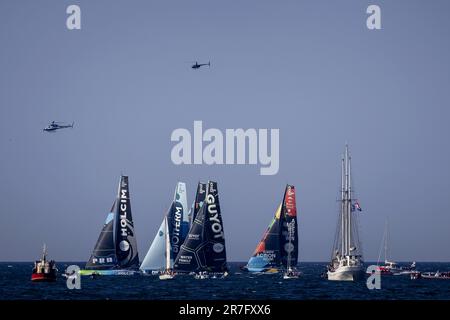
[58,144,422,282]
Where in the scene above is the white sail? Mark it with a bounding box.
[175,182,189,225]
[140,219,166,271]
[140,182,188,272]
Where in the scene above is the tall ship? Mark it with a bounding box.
[140,182,189,274]
[327,145,364,281]
[244,185,299,274]
[173,181,228,275]
[31,244,57,282]
[80,175,140,276]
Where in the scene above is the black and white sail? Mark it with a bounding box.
[174,181,227,273]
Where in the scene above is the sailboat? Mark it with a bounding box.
[159,216,175,280]
[140,182,189,276]
[173,181,228,277]
[283,222,301,279]
[80,176,140,276]
[372,219,416,276]
[31,244,57,282]
[327,145,364,281]
[245,185,299,275]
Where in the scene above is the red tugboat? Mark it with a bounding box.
[31,244,57,282]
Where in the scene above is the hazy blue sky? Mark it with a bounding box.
[1,0,450,262]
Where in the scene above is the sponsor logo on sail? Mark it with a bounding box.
[257,252,276,261]
[119,188,128,238]
[119,240,130,251]
[171,204,183,253]
[188,233,200,240]
[284,242,294,253]
[206,193,225,241]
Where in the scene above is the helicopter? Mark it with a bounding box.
[43,121,74,132]
[191,61,210,69]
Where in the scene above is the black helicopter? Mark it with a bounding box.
[191,61,210,69]
[43,121,74,132]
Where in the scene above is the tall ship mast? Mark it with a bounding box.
[327,145,364,281]
[80,175,140,276]
[140,182,189,274]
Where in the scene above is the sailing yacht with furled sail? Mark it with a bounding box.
[244,185,299,275]
[173,181,228,276]
[140,182,189,275]
[327,145,364,281]
[80,176,140,276]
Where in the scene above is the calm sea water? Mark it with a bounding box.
[1,262,449,300]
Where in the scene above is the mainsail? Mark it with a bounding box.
[85,201,118,269]
[86,176,139,270]
[140,182,189,271]
[246,185,298,272]
[174,181,228,273]
[140,219,166,271]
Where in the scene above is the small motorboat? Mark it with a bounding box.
[31,244,57,282]
[283,267,301,279]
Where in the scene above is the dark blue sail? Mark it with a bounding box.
[85,201,118,269]
[190,182,206,225]
[280,185,298,269]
